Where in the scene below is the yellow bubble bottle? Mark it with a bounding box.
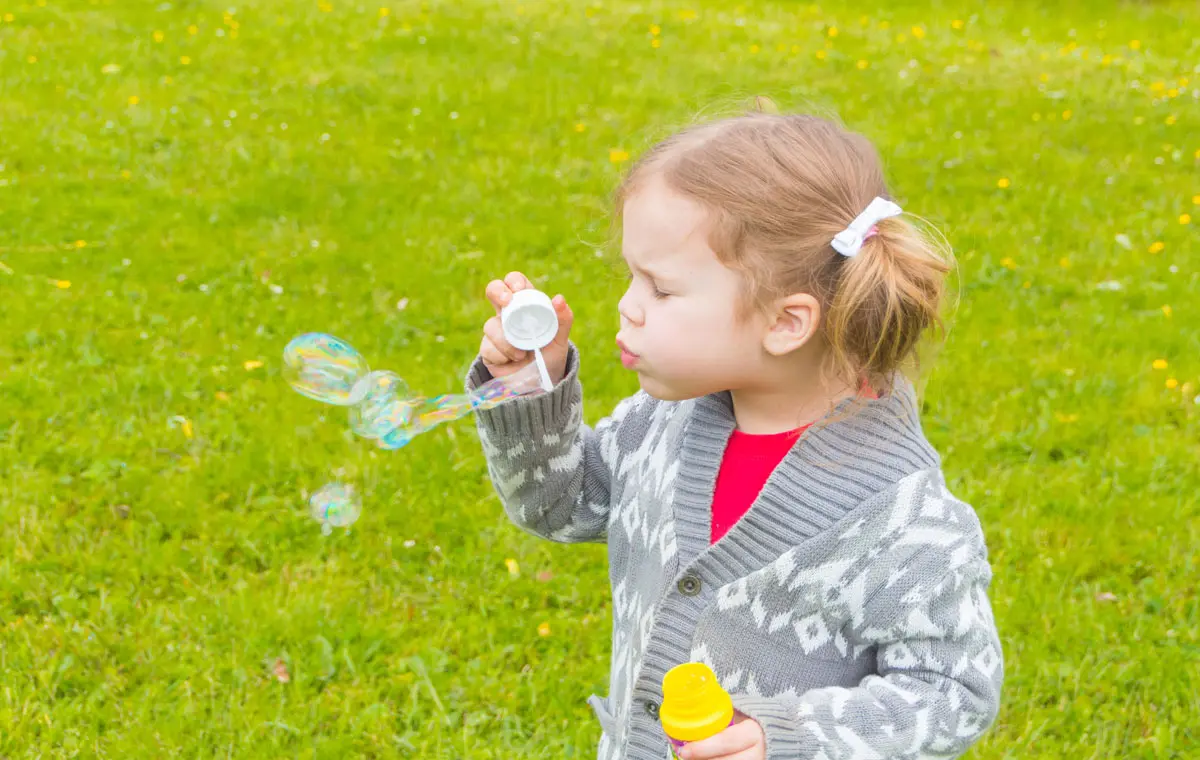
[660,662,735,758]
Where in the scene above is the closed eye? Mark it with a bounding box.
[625,271,670,300]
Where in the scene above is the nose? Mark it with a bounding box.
[618,289,642,327]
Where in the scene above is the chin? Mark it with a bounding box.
[637,373,705,402]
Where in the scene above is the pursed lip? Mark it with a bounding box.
[615,338,639,358]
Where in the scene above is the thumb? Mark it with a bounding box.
[551,294,573,346]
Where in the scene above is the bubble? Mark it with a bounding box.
[378,425,417,450]
[283,333,370,405]
[347,370,416,439]
[309,482,362,535]
[284,333,547,451]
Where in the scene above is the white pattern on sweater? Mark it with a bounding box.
[467,343,1003,759]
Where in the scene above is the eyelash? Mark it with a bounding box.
[625,272,670,300]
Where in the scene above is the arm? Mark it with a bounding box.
[465,341,638,544]
[730,552,1003,759]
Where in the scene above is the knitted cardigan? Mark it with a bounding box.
[466,343,1003,759]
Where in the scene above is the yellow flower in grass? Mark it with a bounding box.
[537,622,551,637]
[609,149,629,163]
[1147,241,1164,254]
[1152,359,1168,370]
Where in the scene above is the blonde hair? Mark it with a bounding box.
[612,101,954,400]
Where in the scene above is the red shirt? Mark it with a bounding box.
[710,425,810,543]
[710,385,878,543]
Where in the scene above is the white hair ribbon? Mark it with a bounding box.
[830,196,903,257]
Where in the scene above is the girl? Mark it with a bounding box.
[466,107,1002,760]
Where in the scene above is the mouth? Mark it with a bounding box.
[616,339,640,369]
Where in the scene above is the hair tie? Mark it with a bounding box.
[831,197,903,257]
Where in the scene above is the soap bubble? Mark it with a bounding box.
[348,371,415,439]
[284,332,547,451]
[309,482,362,535]
[283,333,370,406]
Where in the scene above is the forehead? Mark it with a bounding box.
[621,174,718,274]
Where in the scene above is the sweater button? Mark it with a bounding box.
[677,573,702,596]
[645,700,660,720]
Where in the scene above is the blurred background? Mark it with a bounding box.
[0,0,1196,756]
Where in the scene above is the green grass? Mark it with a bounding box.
[1,0,1198,756]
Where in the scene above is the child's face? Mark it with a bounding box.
[617,174,771,401]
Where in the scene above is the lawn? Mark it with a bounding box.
[1,0,1197,757]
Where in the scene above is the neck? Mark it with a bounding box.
[728,356,857,435]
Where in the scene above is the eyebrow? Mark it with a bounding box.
[622,252,670,280]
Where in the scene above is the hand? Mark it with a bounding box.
[480,271,573,384]
[676,713,766,760]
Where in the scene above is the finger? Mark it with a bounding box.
[550,293,573,347]
[486,279,514,315]
[715,748,765,760]
[504,271,532,293]
[479,336,511,367]
[484,316,527,362]
[676,721,760,759]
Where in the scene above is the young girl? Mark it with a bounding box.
[466,108,1002,760]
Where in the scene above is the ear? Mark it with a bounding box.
[762,293,821,356]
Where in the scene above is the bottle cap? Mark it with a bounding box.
[500,289,558,351]
[660,662,734,742]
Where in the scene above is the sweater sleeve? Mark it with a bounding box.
[465,341,637,544]
[730,552,1003,759]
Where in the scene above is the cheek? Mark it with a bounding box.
[649,300,731,353]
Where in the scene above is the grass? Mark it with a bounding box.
[1,0,1197,756]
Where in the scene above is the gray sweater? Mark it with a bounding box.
[466,343,1003,759]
